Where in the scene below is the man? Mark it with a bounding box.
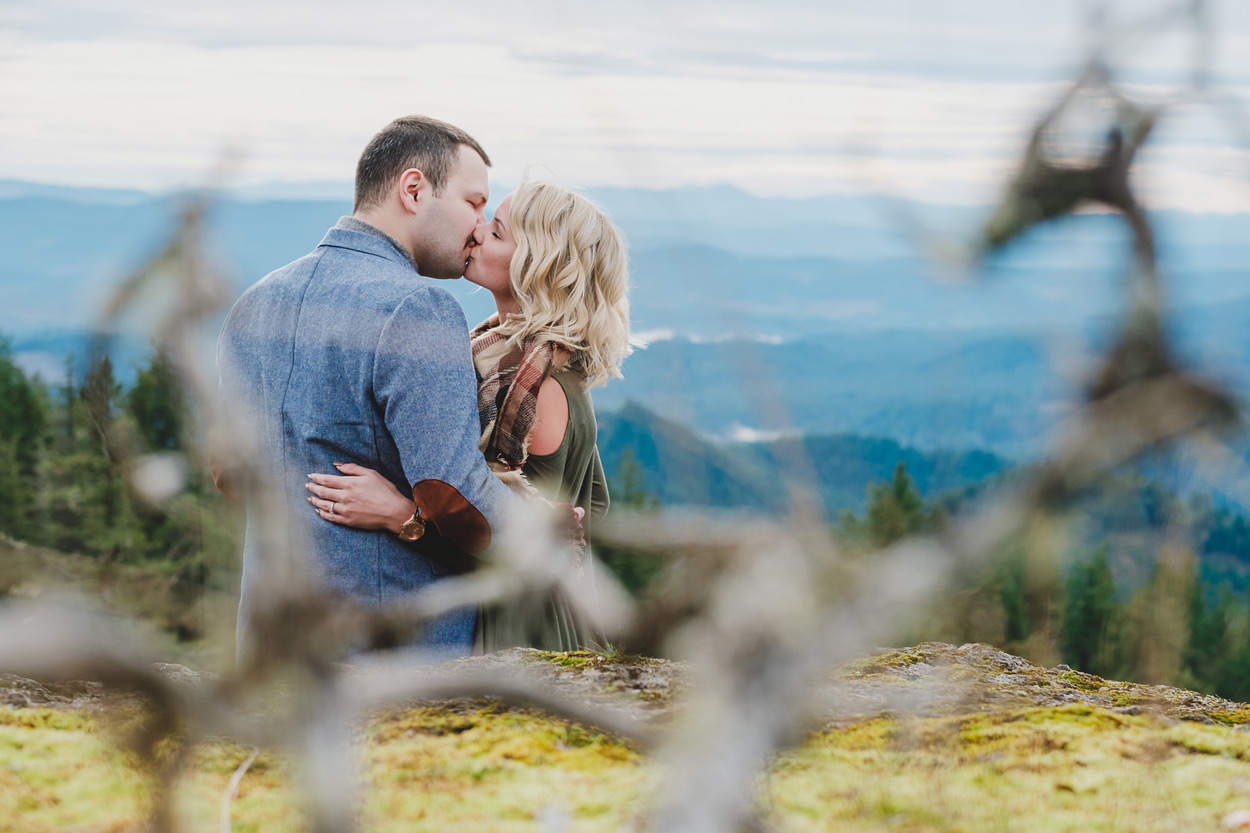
[216,116,529,660]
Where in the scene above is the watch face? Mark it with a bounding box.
[399,517,426,542]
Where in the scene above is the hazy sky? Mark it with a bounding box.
[4,0,1250,209]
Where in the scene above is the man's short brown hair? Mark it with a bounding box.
[353,116,491,212]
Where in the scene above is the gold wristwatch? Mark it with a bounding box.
[397,506,426,541]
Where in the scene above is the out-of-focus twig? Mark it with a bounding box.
[3,4,1247,831]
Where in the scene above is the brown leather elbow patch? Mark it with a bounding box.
[411,479,492,554]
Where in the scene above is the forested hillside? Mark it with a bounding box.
[596,400,1008,514]
[7,328,1250,702]
[596,407,1250,704]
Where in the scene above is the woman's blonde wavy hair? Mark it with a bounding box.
[497,180,634,386]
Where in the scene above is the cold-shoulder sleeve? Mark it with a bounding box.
[521,371,610,536]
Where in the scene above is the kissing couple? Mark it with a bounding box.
[215,115,633,662]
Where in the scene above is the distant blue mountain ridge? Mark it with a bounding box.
[3,180,1248,462]
[595,400,1009,516]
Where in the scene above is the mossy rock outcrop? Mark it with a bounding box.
[7,643,1250,831]
[826,641,1250,726]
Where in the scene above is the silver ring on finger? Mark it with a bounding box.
[329,501,336,516]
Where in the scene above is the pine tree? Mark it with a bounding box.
[1183,580,1232,694]
[59,352,78,450]
[128,346,189,452]
[614,447,658,510]
[79,354,126,541]
[0,335,48,472]
[1060,545,1119,676]
[0,336,48,539]
[865,461,926,545]
[1123,547,1194,685]
[81,354,121,455]
[838,461,935,549]
[997,542,1030,649]
[598,448,664,595]
[1215,611,1250,703]
[0,439,29,540]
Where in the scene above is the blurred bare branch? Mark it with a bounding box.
[2,4,1247,831]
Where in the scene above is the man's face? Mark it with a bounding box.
[411,144,489,279]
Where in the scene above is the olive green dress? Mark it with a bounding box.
[473,371,610,653]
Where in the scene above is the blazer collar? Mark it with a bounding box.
[318,218,420,273]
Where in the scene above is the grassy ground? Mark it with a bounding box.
[0,536,238,673]
[769,706,1250,832]
[7,697,1250,831]
[6,539,1250,831]
[0,703,649,833]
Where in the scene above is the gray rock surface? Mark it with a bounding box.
[4,643,1249,729]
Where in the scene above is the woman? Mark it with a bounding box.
[304,180,632,652]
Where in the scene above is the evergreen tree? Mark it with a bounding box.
[128,346,189,452]
[997,543,1030,648]
[59,352,78,450]
[598,448,665,595]
[1214,613,1250,703]
[840,461,935,549]
[614,447,658,510]
[866,461,926,545]
[0,336,48,472]
[126,347,214,569]
[0,336,48,539]
[1060,545,1119,676]
[1122,548,1194,685]
[1183,580,1232,694]
[0,439,31,540]
[81,354,121,454]
[78,354,125,540]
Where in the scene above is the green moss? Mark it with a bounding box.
[1021,706,1129,728]
[939,663,987,684]
[370,703,640,766]
[0,708,152,832]
[0,700,652,832]
[528,650,595,668]
[837,650,926,679]
[14,651,1250,831]
[1206,707,1250,727]
[1059,671,1107,692]
[0,707,96,732]
[768,703,1250,831]
[817,717,895,752]
[362,703,648,831]
[525,649,657,670]
[1107,688,1137,707]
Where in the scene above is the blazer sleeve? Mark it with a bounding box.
[373,285,521,555]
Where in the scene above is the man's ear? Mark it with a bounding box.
[398,168,425,215]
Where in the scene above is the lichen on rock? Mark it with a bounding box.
[8,643,1250,830]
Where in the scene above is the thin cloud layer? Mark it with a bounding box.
[2,0,1249,210]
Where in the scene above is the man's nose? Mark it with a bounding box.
[469,224,486,246]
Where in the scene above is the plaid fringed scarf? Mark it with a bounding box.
[470,314,570,474]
